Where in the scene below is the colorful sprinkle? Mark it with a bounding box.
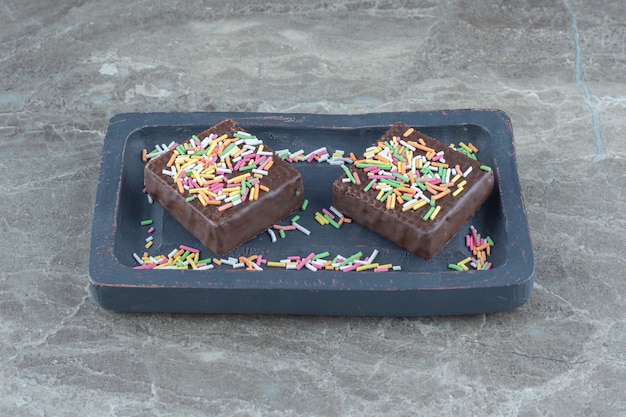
[448,226,495,271]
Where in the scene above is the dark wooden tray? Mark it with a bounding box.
[89,110,534,315]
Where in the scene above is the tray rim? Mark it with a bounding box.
[89,109,534,315]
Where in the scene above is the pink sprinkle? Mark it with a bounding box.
[287,256,301,261]
[147,227,155,234]
[485,262,492,270]
[321,208,335,219]
[431,154,443,161]
[179,244,200,253]
[363,166,380,173]
[342,264,359,272]
[233,160,245,171]
[296,252,316,270]
[374,267,389,273]
[353,171,361,185]
[133,264,156,270]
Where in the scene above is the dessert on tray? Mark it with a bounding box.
[144,119,304,256]
[332,122,494,259]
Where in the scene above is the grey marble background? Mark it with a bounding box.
[1,1,625,416]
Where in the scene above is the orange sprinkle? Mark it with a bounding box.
[166,152,177,168]
[212,258,222,265]
[432,188,451,200]
[259,184,270,192]
[264,159,274,171]
[402,127,414,137]
[141,149,147,163]
[225,156,233,170]
[427,182,447,192]
[176,178,184,194]
[349,152,357,162]
[468,142,479,153]
[431,162,449,168]
[343,218,352,223]
[338,217,345,226]
[218,202,233,211]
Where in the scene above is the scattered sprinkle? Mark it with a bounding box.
[448,225,494,271]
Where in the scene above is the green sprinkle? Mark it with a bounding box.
[239,164,256,171]
[279,151,290,160]
[301,199,309,211]
[324,214,341,229]
[340,251,363,266]
[423,206,435,221]
[313,251,330,260]
[180,250,190,262]
[140,219,153,226]
[486,236,495,246]
[380,189,393,203]
[392,172,410,182]
[480,165,492,172]
[279,229,286,239]
[234,132,255,139]
[363,179,376,192]
[197,258,212,265]
[341,164,356,184]
[448,263,464,271]
[219,142,237,157]
[381,178,403,188]
[356,163,393,170]
[291,215,301,223]
[185,196,195,202]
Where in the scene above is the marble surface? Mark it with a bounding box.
[1,0,625,416]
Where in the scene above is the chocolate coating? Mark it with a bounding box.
[144,119,304,256]
[332,122,494,259]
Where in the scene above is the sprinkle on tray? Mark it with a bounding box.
[448,225,494,271]
[133,245,401,273]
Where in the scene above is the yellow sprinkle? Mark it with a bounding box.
[378,263,393,269]
[458,257,472,266]
[430,205,442,220]
[227,173,250,184]
[457,180,467,188]
[459,142,473,153]
[452,187,464,197]
[356,263,380,272]
[412,199,429,211]
[145,240,154,249]
[451,174,461,183]
[267,261,286,268]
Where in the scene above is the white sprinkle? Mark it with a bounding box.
[132,253,144,265]
[367,249,379,264]
[305,263,317,272]
[252,168,268,176]
[392,265,402,271]
[463,166,473,177]
[267,228,277,243]
[285,263,297,270]
[329,205,344,219]
[195,264,214,270]
[145,236,154,243]
[147,194,154,204]
[292,222,311,236]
